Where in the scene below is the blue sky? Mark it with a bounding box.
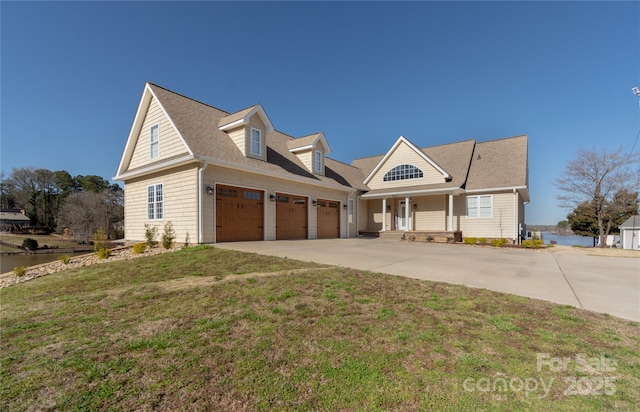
[1,1,638,224]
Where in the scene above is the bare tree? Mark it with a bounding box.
[59,189,123,242]
[555,147,640,247]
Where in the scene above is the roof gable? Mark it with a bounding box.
[218,104,274,132]
[287,132,332,155]
[116,83,193,177]
[116,83,363,191]
[363,136,450,185]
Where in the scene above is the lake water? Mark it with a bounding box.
[541,232,595,247]
[1,252,87,274]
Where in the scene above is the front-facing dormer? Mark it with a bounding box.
[287,132,331,176]
[218,104,274,161]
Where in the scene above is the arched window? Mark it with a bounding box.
[383,164,424,182]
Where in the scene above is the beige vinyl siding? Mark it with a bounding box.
[227,126,246,156]
[364,199,386,231]
[124,165,199,243]
[368,142,445,189]
[413,195,446,231]
[128,97,189,170]
[358,198,369,232]
[453,192,515,239]
[203,165,350,241]
[295,150,313,173]
[248,114,266,161]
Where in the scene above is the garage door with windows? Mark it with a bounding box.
[276,193,308,240]
[317,199,340,239]
[216,185,264,242]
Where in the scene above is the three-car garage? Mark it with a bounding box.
[214,184,341,242]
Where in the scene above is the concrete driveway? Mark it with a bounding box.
[217,238,640,322]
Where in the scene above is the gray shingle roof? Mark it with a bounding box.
[147,83,364,190]
[140,83,527,196]
[352,135,528,194]
[465,135,528,190]
[619,215,640,229]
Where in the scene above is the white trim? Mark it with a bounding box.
[466,194,493,219]
[250,127,262,156]
[512,188,517,242]
[218,118,244,131]
[147,85,194,157]
[464,186,528,194]
[288,145,314,153]
[194,155,355,193]
[315,150,323,172]
[218,104,275,132]
[147,182,164,221]
[116,83,194,177]
[114,155,197,181]
[150,123,160,159]
[363,136,450,185]
[198,161,208,244]
[361,187,460,199]
[447,194,454,231]
[381,198,387,232]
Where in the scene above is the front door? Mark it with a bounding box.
[398,201,409,230]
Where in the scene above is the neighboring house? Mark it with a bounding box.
[0,209,31,231]
[115,83,529,244]
[619,215,640,250]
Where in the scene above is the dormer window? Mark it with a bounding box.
[150,124,159,159]
[383,164,424,182]
[250,128,262,156]
[315,150,323,172]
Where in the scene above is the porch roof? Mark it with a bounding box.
[361,185,461,199]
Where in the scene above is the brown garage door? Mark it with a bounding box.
[216,185,264,242]
[317,199,340,239]
[276,193,308,240]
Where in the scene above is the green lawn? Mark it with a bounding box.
[1,246,638,411]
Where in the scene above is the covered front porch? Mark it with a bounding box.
[358,188,461,234]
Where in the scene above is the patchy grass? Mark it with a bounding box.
[1,245,638,411]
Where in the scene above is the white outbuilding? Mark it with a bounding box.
[619,215,640,250]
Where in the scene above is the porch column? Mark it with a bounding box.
[447,194,454,231]
[405,197,410,230]
[381,198,387,232]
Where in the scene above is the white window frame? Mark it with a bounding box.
[315,150,323,172]
[250,128,262,156]
[348,199,354,224]
[150,124,159,159]
[147,183,164,220]
[466,195,492,219]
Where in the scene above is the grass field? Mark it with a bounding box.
[1,246,638,411]
[0,233,80,252]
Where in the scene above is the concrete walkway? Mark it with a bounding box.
[217,238,640,322]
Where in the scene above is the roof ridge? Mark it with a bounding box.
[147,82,231,114]
[475,134,528,144]
[353,138,477,161]
[224,103,260,116]
[325,156,362,169]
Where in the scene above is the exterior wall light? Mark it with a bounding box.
[270,194,276,202]
[206,186,214,195]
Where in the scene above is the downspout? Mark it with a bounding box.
[198,161,208,244]
[513,188,517,244]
